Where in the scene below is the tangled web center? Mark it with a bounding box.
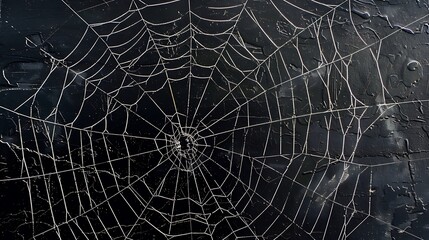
[174,133,197,160]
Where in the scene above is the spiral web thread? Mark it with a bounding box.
[0,0,428,239]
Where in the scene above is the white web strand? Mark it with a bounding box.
[0,0,428,239]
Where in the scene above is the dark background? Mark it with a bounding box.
[1,0,429,239]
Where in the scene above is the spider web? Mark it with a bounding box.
[1,0,429,239]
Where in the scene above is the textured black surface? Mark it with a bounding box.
[1,0,429,239]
